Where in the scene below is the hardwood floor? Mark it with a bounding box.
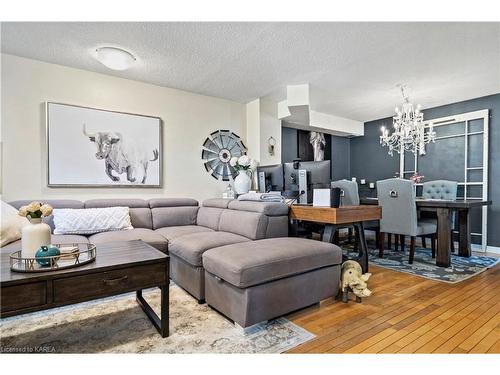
[286,264,500,353]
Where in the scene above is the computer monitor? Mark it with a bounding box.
[256,164,284,192]
[283,160,331,202]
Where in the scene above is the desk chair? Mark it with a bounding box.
[377,178,437,264]
[331,179,380,247]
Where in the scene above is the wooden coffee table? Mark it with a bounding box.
[0,240,170,337]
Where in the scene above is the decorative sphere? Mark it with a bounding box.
[35,245,61,267]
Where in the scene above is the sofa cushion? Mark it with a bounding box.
[151,207,199,229]
[203,237,343,288]
[84,199,148,208]
[1,239,21,253]
[196,207,224,231]
[227,200,289,216]
[218,209,268,240]
[148,198,198,208]
[84,199,152,229]
[53,207,133,235]
[155,225,213,242]
[88,229,168,252]
[202,198,232,209]
[265,216,289,238]
[1,201,29,247]
[51,234,90,245]
[127,208,153,229]
[9,200,84,232]
[169,231,249,267]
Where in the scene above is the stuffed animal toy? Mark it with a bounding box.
[339,260,372,303]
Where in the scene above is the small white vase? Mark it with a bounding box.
[21,218,51,258]
[234,171,252,195]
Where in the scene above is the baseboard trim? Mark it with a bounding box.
[472,244,500,255]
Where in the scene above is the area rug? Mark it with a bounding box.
[0,285,314,353]
[368,248,498,283]
[344,241,499,283]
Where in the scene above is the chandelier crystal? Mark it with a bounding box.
[380,85,436,156]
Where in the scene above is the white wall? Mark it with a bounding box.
[259,99,281,166]
[0,54,246,202]
[245,99,261,161]
[245,98,281,166]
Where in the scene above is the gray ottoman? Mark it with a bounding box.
[202,237,342,328]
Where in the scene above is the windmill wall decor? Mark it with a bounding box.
[201,130,247,181]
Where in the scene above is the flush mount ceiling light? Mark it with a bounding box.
[95,47,136,70]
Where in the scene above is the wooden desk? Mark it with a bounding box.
[289,204,382,273]
[360,198,492,268]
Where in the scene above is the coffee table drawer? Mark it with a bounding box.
[1,281,47,313]
[53,263,167,303]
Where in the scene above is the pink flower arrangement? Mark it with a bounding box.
[410,172,424,184]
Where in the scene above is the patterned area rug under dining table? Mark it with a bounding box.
[344,239,498,283]
[0,284,314,353]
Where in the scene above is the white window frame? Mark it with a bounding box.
[399,109,489,252]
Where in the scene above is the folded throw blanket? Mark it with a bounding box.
[237,192,284,203]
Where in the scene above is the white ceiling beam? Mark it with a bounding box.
[277,84,363,136]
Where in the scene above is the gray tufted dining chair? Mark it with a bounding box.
[421,180,458,255]
[377,178,437,264]
[422,180,458,200]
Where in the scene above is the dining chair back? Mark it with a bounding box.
[377,178,418,237]
[331,179,360,206]
[422,180,458,200]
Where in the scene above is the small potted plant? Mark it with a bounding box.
[229,155,258,194]
[18,202,53,258]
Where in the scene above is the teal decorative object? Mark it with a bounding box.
[35,245,61,267]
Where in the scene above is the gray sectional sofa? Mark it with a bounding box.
[168,198,289,302]
[3,197,342,328]
[3,198,202,253]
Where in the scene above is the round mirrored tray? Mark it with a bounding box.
[10,243,97,273]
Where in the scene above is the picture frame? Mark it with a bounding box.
[46,102,162,187]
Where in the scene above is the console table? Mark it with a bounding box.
[0,240,170,337]
[360,197,492,268]
[289,204,382,273]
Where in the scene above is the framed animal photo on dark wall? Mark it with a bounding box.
[46,102,162,187]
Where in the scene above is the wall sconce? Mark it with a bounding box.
[267,136,276,156]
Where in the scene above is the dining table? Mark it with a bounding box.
[360,197,492,268]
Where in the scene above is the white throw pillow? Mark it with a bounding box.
[53,206,133,235]
[1,200,29,247]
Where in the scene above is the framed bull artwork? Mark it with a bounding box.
[46,102,162,187]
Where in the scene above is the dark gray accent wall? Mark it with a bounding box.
[350,93,500,247]
[281,127,298,164]
[281,126,351,180]
[350,118,399,182]
[331,136,351,181]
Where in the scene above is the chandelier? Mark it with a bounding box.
[380,85,436,156]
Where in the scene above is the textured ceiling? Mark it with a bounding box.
[1,22,499,121]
